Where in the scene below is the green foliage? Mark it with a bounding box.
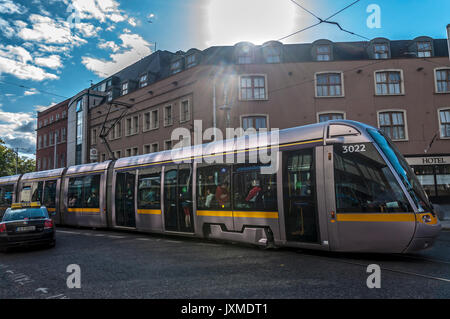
[0,139,35,177]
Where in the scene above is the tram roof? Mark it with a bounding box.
[66,161,112,176]
[20,168,66,181]
[0,174,21,185]
[113,121,367,170]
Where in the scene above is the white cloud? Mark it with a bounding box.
[0,109,36,154]
[35,55,62,69]
[17,14,87,45]
[71,0,127,23]
[123,28,131,33]
[0,0,27,14]
[34,102,56,112]
[98,41,120,52]
[128,17,137,27]
[106,25,115,32]
[0,45,59,81]
[24,88,39,96]
[75,22,101,37]
[37,44,70,53]
[0,17,14,38]
[82,33,152,78]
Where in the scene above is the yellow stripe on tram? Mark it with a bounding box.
[47,208,56,212]
[68,208,101,213]
[196,211,278,219]
[336,213,415,222]
[137,209,161,215]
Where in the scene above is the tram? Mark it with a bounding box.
[0,120,441,253]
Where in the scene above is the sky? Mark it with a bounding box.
[0,0,449,157]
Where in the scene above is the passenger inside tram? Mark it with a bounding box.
[87,188,99,208]
[215,182,230,208]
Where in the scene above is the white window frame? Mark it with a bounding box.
[373,43,389,59]
[376,109,409,141]
[238,74,269,101]
[121,82,128,96]
[374,69,405,96]
[179,99,191,123]
[314,71,345,98]
[316,111,346,123]
[139,74,148,88]
[316,45,332,61]
[125,115,139,136]
[434,67,450,94]
[437,107,450,139]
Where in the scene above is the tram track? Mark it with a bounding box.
[294,250,450,284]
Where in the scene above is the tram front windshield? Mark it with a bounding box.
[368,128,432,213]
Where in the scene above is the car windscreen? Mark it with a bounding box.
[2,208,48,222]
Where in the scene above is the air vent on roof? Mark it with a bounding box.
[328,124,360,138]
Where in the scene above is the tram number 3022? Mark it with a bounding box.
[342,144,366,154]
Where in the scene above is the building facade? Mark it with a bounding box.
[61,36,450,207]
[35,99,69,171]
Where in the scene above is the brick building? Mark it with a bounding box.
[59,35,450,206]
[35,99,69,171]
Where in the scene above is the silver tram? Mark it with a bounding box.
[0,121,441,253]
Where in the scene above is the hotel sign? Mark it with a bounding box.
[406,156,450,166]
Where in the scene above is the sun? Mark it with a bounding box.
[206,0,297,46]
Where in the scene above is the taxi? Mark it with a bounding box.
[0,202,56,252]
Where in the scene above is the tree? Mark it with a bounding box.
[0,139,36,177]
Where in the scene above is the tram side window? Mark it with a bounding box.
[233,165,277,211]
[197,165,231,210]
[138,168,161,209]
[0,185,13,206]
[334,143,412,213]
[68,175,101,208]
[21,182,43,203]
[84,175,100,208]
[43,180,57,208]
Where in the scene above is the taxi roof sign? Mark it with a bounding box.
[11,202,41,209]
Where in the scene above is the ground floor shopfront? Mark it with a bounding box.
[406,155,450,219]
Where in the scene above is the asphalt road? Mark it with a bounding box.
[1,227,450,299]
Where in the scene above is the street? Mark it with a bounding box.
[0,227,449,299]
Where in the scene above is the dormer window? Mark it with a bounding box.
[106,90,113,102]
[139,74,148,88]
[122,82,128,95]
[316,45,331,61]
[263,45,281,63]
[237,45,253,64]
[374,43,389,59]
[417,41,432,57]
[171,60,182,74]
[186,54,197,68]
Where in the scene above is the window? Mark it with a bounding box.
[44,119,48,126]
[318,112,345,122]
[56,113,60,121]
[0,185,14,209]
[139,74,148,88]
[122,82,128,95]
[316,73,343,97]
[151,143,158,153]
[49,132,54,145]
[110,121,121,140]
[375,71,403,95]
[43,180,57,209]
[91,128,97,145]
[316,45,331,61]
[378,111,407,140]
[186,54,197,68]
[38,136,42,149]
[107,90,113,102]
[151,109,159,129]
[68,175,101,209]
[264,46,281,63]
[62,127,66,141]
[138,167,161,210]
[334,143,412,213]
[126,148,132,157]
[37,159,41,171]
[164,105,173,126]
[144,144,150,154]
[233,165,277,211]
[242,116,267,130]
[237,45,252,64]
[240,76,267,100]
[165,140,172,150]
[133,147,138,156]
[144,112,150,131]
[374,43,389,59]
[101,154,106,162]
[126,115,139,135]
[435,69,450,93]
[197,165,231,210]
[114,150,121,159]
[50,115,54,123]
[60,153,65,167]
[171,60,182,74]
[55,130,59,144]
[62,111,66,118]
[180,100,190,123]
[417,41,432,57]
[44,134,47,148]
[439,109,450,138]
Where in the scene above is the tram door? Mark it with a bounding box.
[115,172,136,228]
[283,149,319,243]
[163,164,194,233]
